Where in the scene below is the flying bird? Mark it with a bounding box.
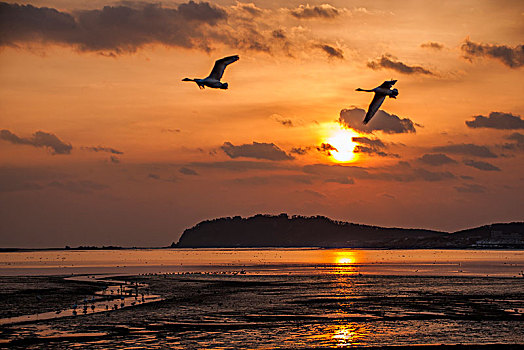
[356,80,398,124]
[182,55,239,90]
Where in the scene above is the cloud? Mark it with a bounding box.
[272,29,286,39]
[147,173,177,183]
[367,54,434,75]
[432,143,497,158]
[461,38,524,68]
[0,129,72,154]
[82,146,123,154]
[420,42,444,50]
[463,159,500,171]
[352,136,399,157]
[161,128,181,133]
[231,2,263,17]
[502,132,524,151]
[324,177,354,185]
[0,1,227,53]
[316,143,337,156]
[271,114,294,127]
[231,174,312,185]
[110,156,120,164]
[189,160,284,172]
[303,163,369,179]
[221,141,294,161]
[454,183,486,193]
[316,44,344,59]
[302,162,455,183]
[0,1,347,60]
[289,4,343,19]
[179,167,198,175]
[465,112,524,130]
[338,107,417,134]
[0,167,47,193]
[293,189,326,199]
[290,147,310,155]
[418,153,457,166]
[371,167,456,182]
[48,180,108,194]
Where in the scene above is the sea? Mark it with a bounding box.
[0,249,523,348]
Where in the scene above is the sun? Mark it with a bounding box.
[326,128,360,163]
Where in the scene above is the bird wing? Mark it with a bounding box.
[363,94,386,124]
[207,55,239,80]
[377,80,397,89]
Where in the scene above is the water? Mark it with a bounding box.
[1,248,523,277]
[0,249,523,348]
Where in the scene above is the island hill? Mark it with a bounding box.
[175,214,524,249]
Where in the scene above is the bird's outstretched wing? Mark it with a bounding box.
[363,94,386,124]
[207,55,239,80]
[377,80,397,89]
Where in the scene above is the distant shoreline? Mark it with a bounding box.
[2,246,524,253]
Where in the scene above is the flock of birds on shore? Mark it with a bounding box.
[182,55,399,124]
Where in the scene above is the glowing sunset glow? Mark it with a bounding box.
[326,128,360,163]
[0,0,522,248]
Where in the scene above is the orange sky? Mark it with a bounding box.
[1,0,523,247]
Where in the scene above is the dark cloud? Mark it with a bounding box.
[82,146,123,154]
[147,173,177,183]
[303,164,369,179]
[454,183,486,194]
[367,54,434,75]
[231,174,312,185]
[465,112,524,130]
[352,136,398,157]
[289,4,342,19]
[48,180,108,194]
[0,129,72,154]
[290,147,309,155]
[189,160,284,172]
[418,153,457,166]
[272,29,286,39]
[371,167,456,182]
[179,167,198,175]
[272,115,294,127]
[502,132,524,151]
[0,1,227,54]
[110,156,120,164]
[461,38,524,68]
[302,163,454,183]
[0,167,46,193]
[294,189,326,199]
[420,42,444,50]
[221,141,294,161]
[338,107,417,134]
[432,143,497,158]
[325,177,354,185]
[316,44,344,59]
[162,128,181,133]
[463,159,500,171]
[316,143,337,156]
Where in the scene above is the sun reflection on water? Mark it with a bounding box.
[331,324,367,347]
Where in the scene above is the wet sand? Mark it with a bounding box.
[1,272,523,349]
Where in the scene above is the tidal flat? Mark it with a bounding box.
[0,249,523,348]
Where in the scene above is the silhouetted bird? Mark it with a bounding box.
[356,80,398,124]
[182,55,239,89]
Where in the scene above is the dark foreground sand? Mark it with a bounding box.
[1,273,523,349]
